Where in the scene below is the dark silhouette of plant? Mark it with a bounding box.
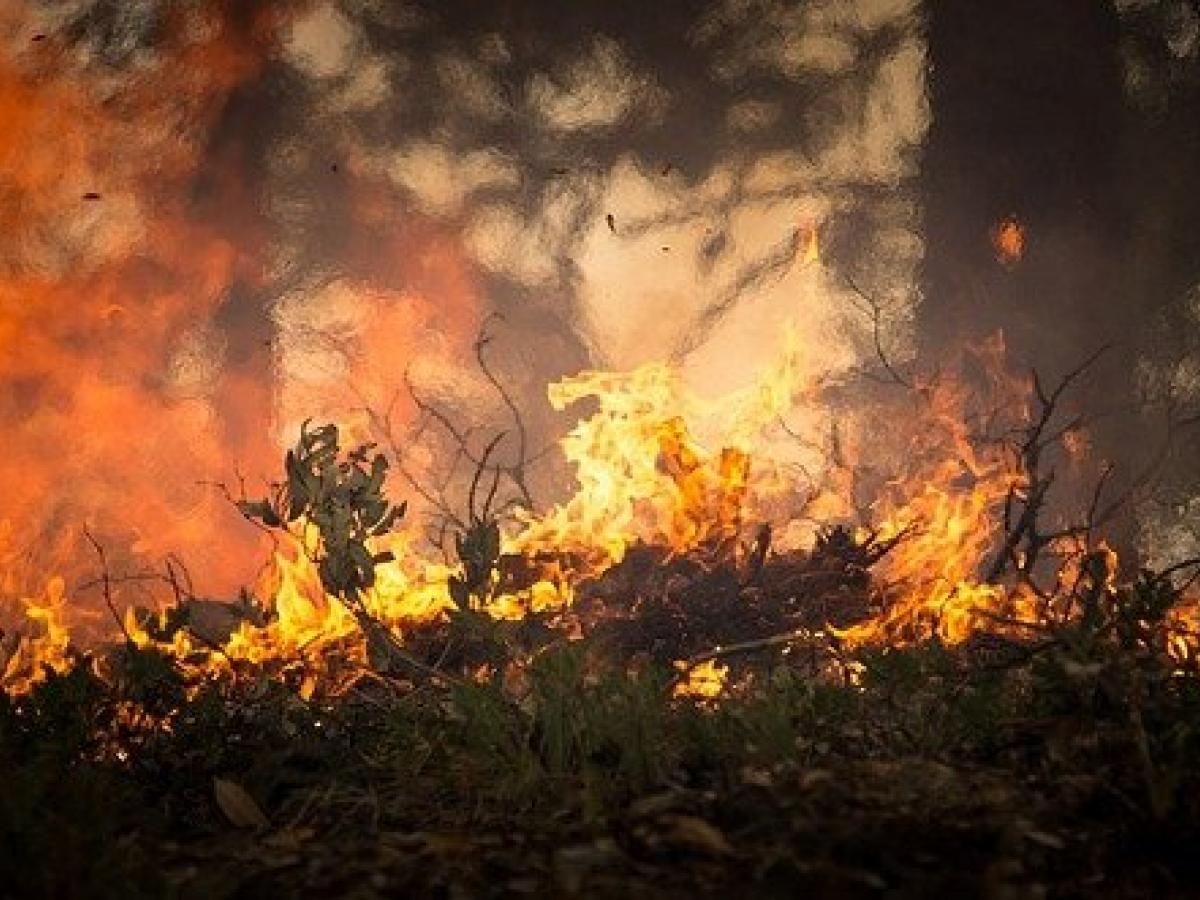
[238,421,406,601]
[237,421,456,681]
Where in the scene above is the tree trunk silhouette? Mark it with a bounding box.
[920,0,1146,564]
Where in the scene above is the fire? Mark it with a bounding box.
[157,333,813,685]
[3,312,1198,705]
[512,365,746,566]
[1,577,73,694]
[207,527,459,685]
[992,215,1025,266]
[673,659,729,700]
[513,328,811,569]
[1,0,1195,745]
[0,0,284,626]
[0,321,1078,695]
[3,4,945,702]
[835,337,1034,646]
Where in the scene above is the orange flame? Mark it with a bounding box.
[1,577,73,694]
[0,1,285,629]
[992,215,1025,267]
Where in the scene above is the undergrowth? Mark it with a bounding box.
[4,604,1200,898]
[5,424,1200,897]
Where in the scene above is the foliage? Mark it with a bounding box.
[447,434,507,613]
[238,420,406,603]
[448,516,502,612]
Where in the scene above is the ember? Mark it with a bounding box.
[991,215,1025,266]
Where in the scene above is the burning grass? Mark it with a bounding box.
[3,337,1200,896]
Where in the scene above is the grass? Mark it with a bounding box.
[4,597,1200,899]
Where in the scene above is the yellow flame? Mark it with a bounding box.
[673,658,729,700]
[512,327,810,569]
[5,322,1181,701]
[1,577,74,693]
[834,338,1035,647]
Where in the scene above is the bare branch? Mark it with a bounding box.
[81,525,134,645]
[842,273,913,389]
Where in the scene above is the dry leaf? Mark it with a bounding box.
[659,814,734,856]
[1024,828,1066,850]
[213,777,270,829]
[740,766,773,787]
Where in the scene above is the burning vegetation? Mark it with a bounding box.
[4,314,1200,896]
[5,1,1200,897]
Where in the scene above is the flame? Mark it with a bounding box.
[0,321,1076,695]
[0,0,1120,706]
[0,1,285,627]
[171,331,811,684]
[2,2,1078,701]
[1167,588,1200,668]
[88,331,810,686]
[673,658,729,700]
[992,215,1025,266]
[834,336,1035,647]
[511,329,810,569]
[1,577,73,694]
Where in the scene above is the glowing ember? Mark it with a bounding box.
[672,659,729,699]
[991,215,1025,266]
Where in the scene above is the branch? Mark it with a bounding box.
[475,315,536,510]
[667,627,831,696]
[985,346,1112,588]
[842,273,913,389]
[81,525,134,645]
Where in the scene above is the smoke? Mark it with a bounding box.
[1,0,930,622]
[0,1,282,619]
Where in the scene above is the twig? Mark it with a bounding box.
[667,627,829,695]
[201,477,283,551]
[842,273,913,389]
[985,346,1113,591]
[366,388,466,535]
[468,432,507,525]
[81,525,134,645]
[475,314,536,510]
